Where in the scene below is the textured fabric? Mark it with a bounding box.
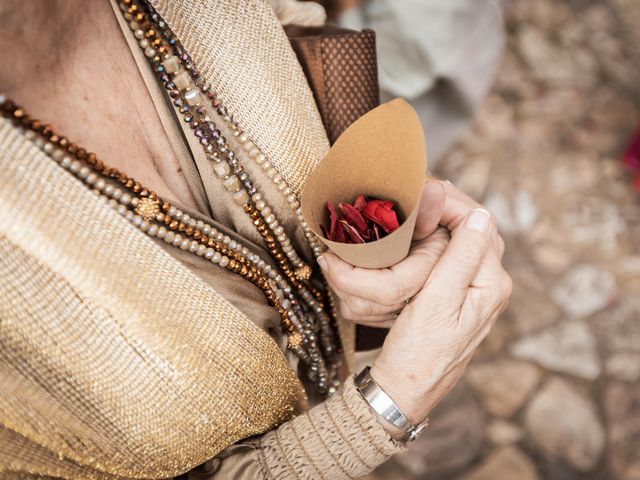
[112,0,357,374]
[271,0,327,26]
[0,0,399,478]
[287,26,380,144]
[187,378,406,479]
[150,0,331,196]
[0,118,303,479]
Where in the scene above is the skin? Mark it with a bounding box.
[319,180,512,437]
[0,0,199,211]
[1,1,512,442]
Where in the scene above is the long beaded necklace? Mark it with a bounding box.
[117,0,342,391]
[0,4,342,394]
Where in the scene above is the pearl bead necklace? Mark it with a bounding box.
[118,0,342,389]
[1,95,340,396]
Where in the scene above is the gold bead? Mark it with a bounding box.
[287,332,303,350]
[134,197,161,221]
[295,264,312,281]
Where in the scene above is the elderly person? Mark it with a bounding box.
[0,0,510,478]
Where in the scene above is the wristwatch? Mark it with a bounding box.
[354,366,429,442]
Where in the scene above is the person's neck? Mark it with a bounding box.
[0,0,199,210]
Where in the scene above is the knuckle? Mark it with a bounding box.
[338,301,356,321]
[331,272,352,294]
[386,279,411,305]
[500,271,513,301]
[350,297,375,317]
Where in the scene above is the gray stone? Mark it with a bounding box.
[455,447,540,480]
[525,377,605,471]
[391,384,484,477]
[484,187,538,236]
[507,268,561,334]
[606,352,640,382]
[486,420,524,446]
[560,199,627,255]
[511,320,601,380]
[605,382,640,480]
[452,156,492,201]
[551,264,617,319]
[594,298,640,354]
[511,0,572,30]
[466,359,541,417]
[517,26,597,88]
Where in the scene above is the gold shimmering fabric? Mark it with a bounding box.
[0,118,305,479]
[150,0,331,196]
[0,1,363,478]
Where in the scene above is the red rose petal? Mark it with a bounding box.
[373,223,381,240]
[339,202,370,239]
[333,219,348,243]
[326,201,339,240]
[353,195,367,211]
[362,199,400,233]
[339,220,366,244]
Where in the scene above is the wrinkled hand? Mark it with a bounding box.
[318,180,511,437]
[318,181,446,326]
[318,180,505,327]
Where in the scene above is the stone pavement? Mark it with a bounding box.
[372,1,640,479]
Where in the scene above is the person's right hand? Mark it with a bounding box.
[370,206,512,436]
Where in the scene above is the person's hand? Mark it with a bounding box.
[318,180,505,327]
[370,204,512,436]
[317,180,449,327]
[317,179,511,438]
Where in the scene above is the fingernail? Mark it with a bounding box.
[423,179,445,196]
[317,256,328,271]
[465,208,491,232]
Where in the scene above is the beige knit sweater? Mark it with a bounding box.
[0,1,407,478]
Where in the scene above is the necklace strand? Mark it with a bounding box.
[0,98,339,395]
[119,0,341,383]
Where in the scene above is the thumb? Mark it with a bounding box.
[412,180,446,242]
[414,208,493,308]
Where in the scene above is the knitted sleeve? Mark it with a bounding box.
[186,377,407,479]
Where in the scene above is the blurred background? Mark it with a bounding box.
[319,0,640,478]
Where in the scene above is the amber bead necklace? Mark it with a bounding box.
[116,0,342,392]
[0,96,338,396]
[118,0,341,371]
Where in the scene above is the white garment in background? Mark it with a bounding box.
[339,0,504,165]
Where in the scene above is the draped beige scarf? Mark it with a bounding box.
[0,1,355,478]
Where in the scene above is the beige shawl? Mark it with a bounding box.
[0,0,355,478]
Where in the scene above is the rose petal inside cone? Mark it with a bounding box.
[301,98,427,269]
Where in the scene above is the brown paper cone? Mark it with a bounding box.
[301,98,427,268]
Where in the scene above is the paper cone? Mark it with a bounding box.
[301,98,427,269]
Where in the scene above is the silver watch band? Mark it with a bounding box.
[354,366,428,442]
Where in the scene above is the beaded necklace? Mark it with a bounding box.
[0,0,342,395]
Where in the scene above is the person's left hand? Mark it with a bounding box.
[317,180,448,327]
[317,179,505,327]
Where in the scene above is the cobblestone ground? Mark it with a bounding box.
[373,1,640,479]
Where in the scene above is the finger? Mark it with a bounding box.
[496,234,506,259]
[414,208,494,309]
[468,247,508,319]
[318,252,414,306]
[413,180,446,241]
[335,291,405,318]
[437,180,483,231]
[339,301,400,327]
[384,227,450,298]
